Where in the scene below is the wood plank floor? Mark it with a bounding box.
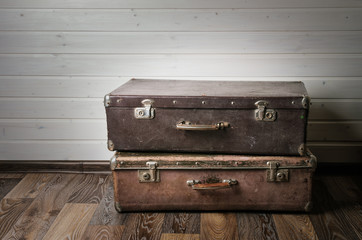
[0,173,360,240]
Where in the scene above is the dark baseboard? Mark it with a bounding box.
[315,162,362,175]
[0,160,361,175]
[0,160,110,174]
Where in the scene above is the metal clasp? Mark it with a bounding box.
[255,100,276,121]
[134,99,155,119]
[266,161,289,182]
[138,161,160,182]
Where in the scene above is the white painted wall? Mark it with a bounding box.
[0,1,361,162]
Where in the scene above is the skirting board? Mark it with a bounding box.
[0,160,111,174]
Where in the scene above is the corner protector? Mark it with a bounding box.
[110,154,117,170]
[298,143,306,156]
[304,201,313,212]
[115,201,122,213]
[104,94,111,108]
[302,95,311,109]
[306,149,318,169]
[107,139,114,151]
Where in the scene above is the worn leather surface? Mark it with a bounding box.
[106,108,307,155]
[113,168,313,212]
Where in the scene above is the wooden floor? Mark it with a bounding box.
[0,172,361,240]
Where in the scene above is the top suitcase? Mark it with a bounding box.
[105,79,310,156]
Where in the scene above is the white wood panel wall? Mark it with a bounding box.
[0,1,361,162]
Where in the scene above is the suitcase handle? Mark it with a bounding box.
[176,121,230,131]
[187,179,237,190]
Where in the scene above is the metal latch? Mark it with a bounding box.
[134,99,155,119]
[255,100,276,121]
[138,161,160,182]
[266,161,289,182]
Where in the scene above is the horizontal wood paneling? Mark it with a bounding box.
[1,119,362,142]
[0,140,111,160]
[1,31,361,54]
[1,0,362,9]
[0,2,360,164]
[308,122,362,142]
[1,98,360,120]
[1,77,361,99]
[1,54,362,77]
[0,119,107,140]
[0,140,360,162]
[0,98,104,119]
[0,9,361,31]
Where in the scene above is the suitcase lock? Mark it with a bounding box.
[138,161,160,183]
[255,100,276,121]
[134,99,155,119]
[266,161,289,182]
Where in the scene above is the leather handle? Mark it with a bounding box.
[187,179,237,190]
[176,121,230,131]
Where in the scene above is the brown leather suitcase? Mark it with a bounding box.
[111,150,317,212]
[105,79,310,156]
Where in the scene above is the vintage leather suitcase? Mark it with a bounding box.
[105,79,310,156]
[111,150,316,212]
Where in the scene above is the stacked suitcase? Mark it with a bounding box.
[105,79,317,212]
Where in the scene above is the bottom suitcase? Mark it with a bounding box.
[111,150,317,212]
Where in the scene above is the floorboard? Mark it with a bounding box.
[0,178,22,200]
[0,173,360,240]
[82,225,124,240]
[2,174,90,239]
[42,203,98,240]
[322,176,362,239]
[237,213,279,240]
[273,214,318,240]
[66,174,110,204]
[5,173,53,199]
[200,213,238,240]
[162,213,200,234]
[160,233,200,240]
[121,213,165,240]
[308,177,360,240]
[0,198,33,239]
[89,178,128,225]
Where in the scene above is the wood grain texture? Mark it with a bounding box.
[89,179,128,226]
[0,178,22,200]
[1,76,361,99]
[200,213,238,240]
[321,176,362,239]
[322,176,362,202]
[1,9,361,31]
[121,213,165,240]
[42,203,98,240]
[162,213,200,234]
[2,174,89,240]
[66,174,110,204]
[0,198,33,239]
[82,225,124,240]
[308,177,360,240]
[5,173,53,199]
[1,0,362,8]
[2,31,362,54]
[273,214,318,240]
[0,173,25,178]
[237,213,278,240]
[1,54,362,77]
[161,233,200,240]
